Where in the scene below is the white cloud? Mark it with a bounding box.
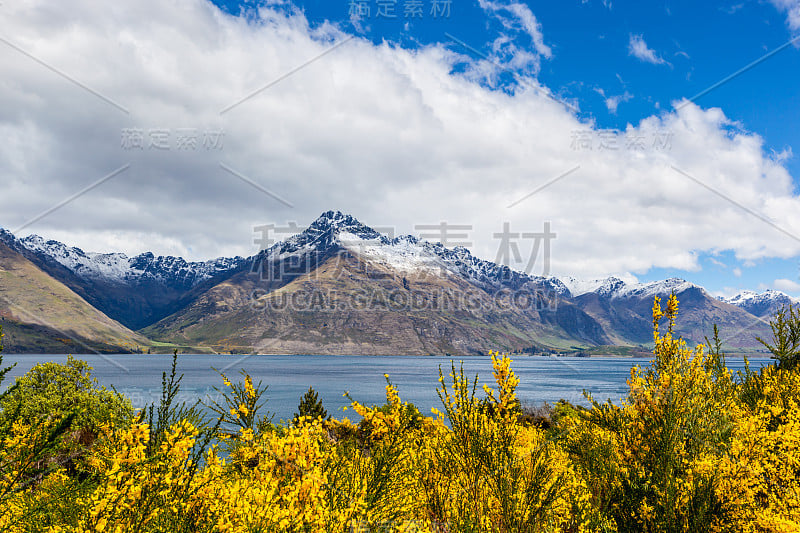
[478,0,552,59]
[594,87,632,113]
[770,0,800,31]
[0,0,799,283]
[604,91,632,113]
[475,0,552,78]
[774,278,800,292]
[628,34,668,65]
[722,3,745,15]
[581,0,613,9]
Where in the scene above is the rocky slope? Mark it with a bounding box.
[143,211,607,355]
[560,276,774,349]
[722,290,799,318]
[0,229,247,330]
[1,212,790,354]
[0,240,150,353]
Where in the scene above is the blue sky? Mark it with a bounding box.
[212,0,800,178]
[2,0,800,298]
[205,0,800,296]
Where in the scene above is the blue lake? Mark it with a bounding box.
[1,354,772,422]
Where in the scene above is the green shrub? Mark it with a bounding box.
[756,303,800,371]
[0,355,132,431]
[294,386,328,425]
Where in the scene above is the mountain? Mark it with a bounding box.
[0,229,247,330]
[0,239,149,353]
[560,276,773,350]
[1,212,789,355]
[723,290,799,318]
[560,276,697,300]
[142,211,608,355]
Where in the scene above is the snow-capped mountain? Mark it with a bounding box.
[0,212,785,353]
[559,276,701,299]
[144,211,608,354]
[556,274,773,348]
[723,290,799,318]
[257,210,567,295]
[18,234,245,289]
[0,227,248,330]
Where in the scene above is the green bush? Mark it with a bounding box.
[756,303,800,371]
[294,386,328,425]
[0,355,132,431]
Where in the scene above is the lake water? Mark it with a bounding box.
[1,354,772,422]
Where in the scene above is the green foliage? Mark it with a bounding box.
[205,368,272,434]
[293,386,328,425]
[0,325,12,388]
[0,324,19,432]
[0,326,79,521]
[704,323,727,378]
[756,303,800,371]
[136,350,216,462]
[0,355,131,431]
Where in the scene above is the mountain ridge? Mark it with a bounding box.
[720,289,799,318]
[4,216,785,311]
[0,211,789,354]
[0,239,149,353]
[143,214,606,354]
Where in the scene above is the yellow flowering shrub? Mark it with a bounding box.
[0,299,799,532]
[421,353,592,532]
[715,364,800,531]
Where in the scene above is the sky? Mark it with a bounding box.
[0,0,799,298]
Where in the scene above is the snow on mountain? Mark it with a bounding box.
[558,276,627,297]
[17,234,245,288]
[558,276,701,299]
[559,277,602,297]
[259,211,565,294]
[5,213,785,315]
[724,289,796,306]
[723,290,798,317]
[620,278,700,299]
[340,233,441,273]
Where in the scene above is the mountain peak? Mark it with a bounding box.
[724,289,798,317]
[306,211,382,239]
[559,276,699,299]
[260,211,387,262]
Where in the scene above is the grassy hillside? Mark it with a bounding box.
[0,242,151,353]
[143,251,599,355]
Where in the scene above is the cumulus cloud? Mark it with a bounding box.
[628,34,668,65]
[774,278,800,292]
[475,0,552,78]
[478,0,552,58]
[770,0,800,31]
[0,0,799,282]
[597,89,633,114]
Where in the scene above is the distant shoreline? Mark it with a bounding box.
[0,351,772,359]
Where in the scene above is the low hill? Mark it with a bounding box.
[0,240,150,353]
